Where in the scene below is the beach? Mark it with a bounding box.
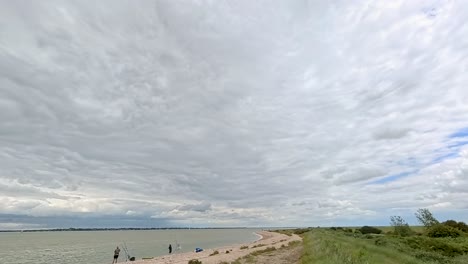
[126,231,301,264]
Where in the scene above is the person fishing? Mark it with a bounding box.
[112,246,120,263]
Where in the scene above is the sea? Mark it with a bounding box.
[0,229,260,264]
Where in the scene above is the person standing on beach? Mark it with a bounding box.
[112,246,120,263]
[168,244,172,254]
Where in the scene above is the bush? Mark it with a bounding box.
[251,246,276,256]
[188,260,202,264]
[209,250,219,256]
[225,250,230,253]
[405,236,465,257]
[390,216,413,236]
[251,243,265,248]
[374,238,387,246]
[442,220,468,233]
[457,221,468,232]
[359,226,382,234]
[293,228,313,234]
[240,245,248,249]
[426,224,461,238]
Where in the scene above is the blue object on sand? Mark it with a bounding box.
[195,248,203,253]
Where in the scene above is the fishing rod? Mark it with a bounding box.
[122,241,136,262]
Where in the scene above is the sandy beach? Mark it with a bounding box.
[125,231,301,264]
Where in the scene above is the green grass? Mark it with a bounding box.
[300,228,468,264]
[338,226,426,234]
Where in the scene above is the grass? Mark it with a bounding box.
[333,226,426,234]
[251,243,266,248]
[251,246,276,256]
[229,238,301,264]
[300,228,468,264]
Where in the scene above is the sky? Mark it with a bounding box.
[0,0,468,230]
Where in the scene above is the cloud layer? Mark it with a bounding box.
[1,0,468,229]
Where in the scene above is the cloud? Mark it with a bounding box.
[178,202,212,213]
[0,0,468,228]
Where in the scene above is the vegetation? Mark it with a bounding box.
[188,259,202,264]
[230,238,301,264]
[251,243,265,248]
[442,220,468,233]
[299,208,468,264]
[209,250,219,256]
[240,245,248,249]
[251,246,276,256]
[202,209,468,264]
[415,208,439,228]
[426,224,461,238]
[390,215,413,236]
[359,225,382,234]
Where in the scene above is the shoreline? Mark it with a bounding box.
[124,231,301,264]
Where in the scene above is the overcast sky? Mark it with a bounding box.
[1,0,468,229]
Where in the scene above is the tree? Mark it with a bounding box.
[390,216,412,236]
[415,208,439,228]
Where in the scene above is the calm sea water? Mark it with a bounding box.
[0,229,260,264]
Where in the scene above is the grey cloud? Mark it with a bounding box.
[178,202,212,213]
[0,0,468,228]
[373,127,411,140]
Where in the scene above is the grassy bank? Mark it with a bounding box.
[299,228,468,264]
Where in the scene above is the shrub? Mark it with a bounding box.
[374,238,387,246]
[442,220,468,233]
[405,236,465,257]
[359,226,382,234]
[456,221,468,232]
[415,208,439,228]
[188,260,202,264]
[251,246,276,256]
[240,245,248,249]
[251,243,265,248]
[288,240,301,246]
[390,215,413,236]
[293,228,313,234]
[426,224,461,238]
[225,250,230,253]
[209,250,219,256]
